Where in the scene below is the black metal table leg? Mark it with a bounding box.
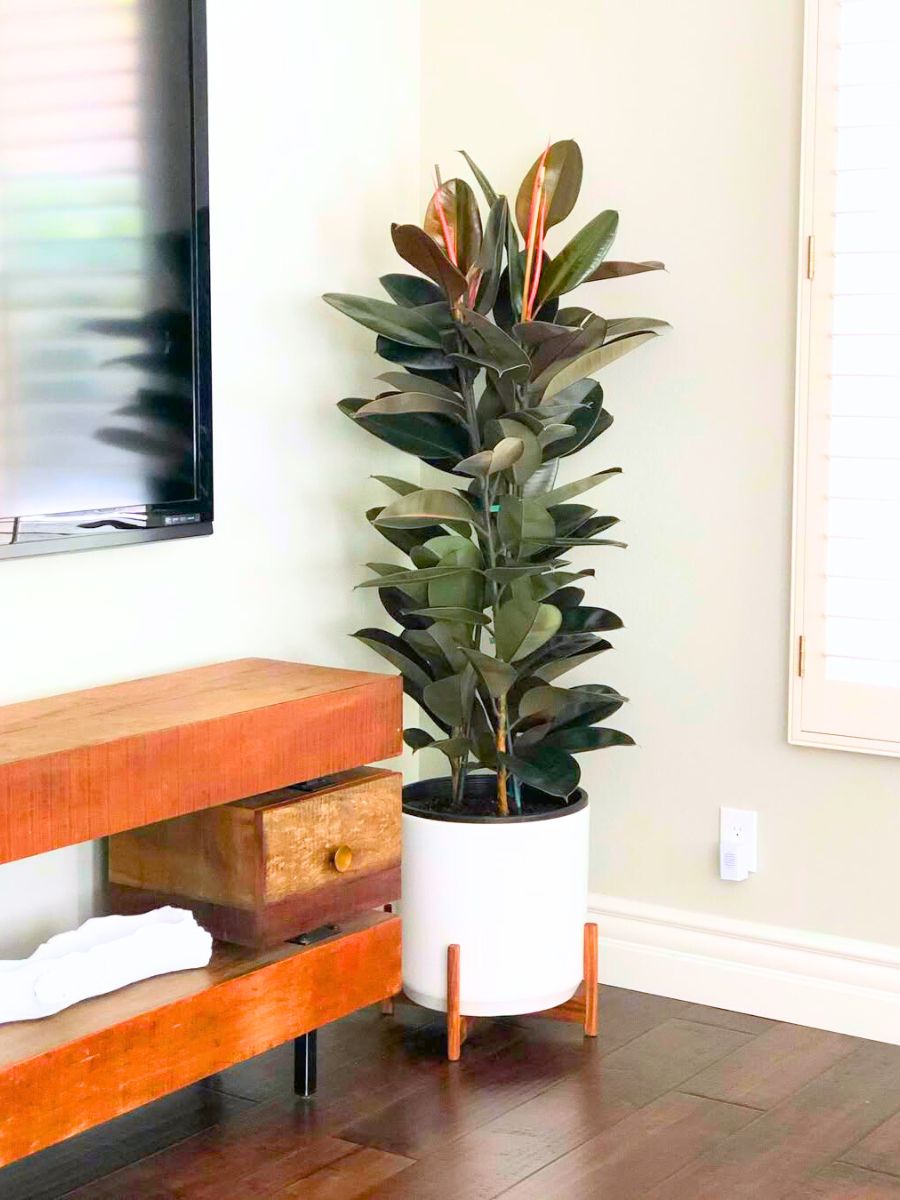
[294,1029,317,1097]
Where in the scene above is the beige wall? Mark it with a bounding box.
[0,0,419,956]
[422,0,900,946]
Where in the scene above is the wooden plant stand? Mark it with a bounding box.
[385,921,599,1062]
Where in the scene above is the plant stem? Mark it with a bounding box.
[496,694,509,816]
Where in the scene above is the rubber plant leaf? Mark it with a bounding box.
[356,393,465,420]
[533,645,614,682]
[537,468,622,508]
[459,647,517,698]
[424,178,483,275]
[460,150,499,207]
[536,210,619,306]
[352,629,433,691]
[495,598,562,661]
[455,308,531,381]
[474,196,509,313]
[323,293,444,349]
[541,726,635,752]
[375,488,482,530]
[391,223,468,301]
[543,331,660,401]
[376,373,462,402]
[403,728,435,751]
[340,398,468,465]
[374,336,453,371]
[412,606,491,625]
[515,140,583,237]
[494,418,541,486]
[379,273,445,307]
[499,747,581,798]
[586,260,665,283]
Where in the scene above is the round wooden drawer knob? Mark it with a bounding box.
[332,845,353,873]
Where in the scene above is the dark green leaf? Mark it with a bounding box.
[500,747,581,798]
[460,647,517,698]
[538,468,621,507]
[455,308,531,381]
[323,292,443,348]
[541,726,635,752]
[495,598,562,661]
[536,210,619,305]
[340,397,468,466]
[460,150,499,207]
[586,260,665,283]
[352,628,433,690]
[357,393,464,420]
[376,488,482,529]
[377,372,461,402]
[380,273,444,307]
[559,606,623,633]
[403,728,435,750]
[474,196,509,313]
[413,606,491,625]
[544,331,661,400]
[375,336,454,371]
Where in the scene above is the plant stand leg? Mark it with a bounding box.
[447,943,464,1062]
[294,1029,317,1097]
[381,995,395,1015]
[583,921,598,1038]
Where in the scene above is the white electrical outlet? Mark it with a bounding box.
[719,807,758,877]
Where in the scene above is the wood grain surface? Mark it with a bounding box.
[0,659,401,864]
[0,912,401,1168]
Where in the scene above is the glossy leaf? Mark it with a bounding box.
[497,495,556,553]
[460,647,517,698]
[455,308,531,381]
[538,468,621,508]
[340,398,468,466]
[544,331,660,400]
[586,260,665,283]
[536,210,619,305]
[541,726,635,752]
[323,293,443,348]
[515,140,583,236]
[496,598,562,661]
[356,565,475,589]
[474,197,509,313]
[423,669,475,728]
[460,150,499,207]
[403,728,435,750]
[357,393,464,420]
[372,475,420,496]
[534,646,613,682]
[456,436,524,478]
[425,178,483,274]
[375,336,454,371]
[495,418,541,485]
[413,606,491,625]
[377,372,461,402]
[379,273,444,307]
[391,223,468,300]
[376,488,482,529]
[352,628,433,690]
[500,747,581,798]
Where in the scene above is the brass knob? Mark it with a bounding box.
[332,845,353,873]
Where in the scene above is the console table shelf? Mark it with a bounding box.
[0,658,403,1170]
[0,912,401,1167]
[0,658,400,864]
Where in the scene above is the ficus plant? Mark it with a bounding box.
[324,140,668,817]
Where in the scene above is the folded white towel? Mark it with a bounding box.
[0,907,213,1024]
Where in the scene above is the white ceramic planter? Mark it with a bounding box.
[401,782,589,1016]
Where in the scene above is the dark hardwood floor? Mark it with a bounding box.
[4,986,900,1199]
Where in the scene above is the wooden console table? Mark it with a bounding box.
[0,659,402,1168]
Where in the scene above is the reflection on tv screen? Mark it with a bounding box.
[0,0,197,521]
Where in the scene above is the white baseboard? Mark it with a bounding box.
[588,893,900,1044]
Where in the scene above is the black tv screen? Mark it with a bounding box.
[0,0,211,558]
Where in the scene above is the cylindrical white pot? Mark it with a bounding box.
[401,781,589,1016]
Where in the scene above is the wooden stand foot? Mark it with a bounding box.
[381,995,395,1015]
[584,920,598,1037]
[447,944,462,1061]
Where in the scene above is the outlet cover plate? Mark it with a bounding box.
[720,807,758,873]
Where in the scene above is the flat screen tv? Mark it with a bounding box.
[0,0,211,559]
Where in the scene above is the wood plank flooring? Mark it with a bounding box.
[3,985,900,1199]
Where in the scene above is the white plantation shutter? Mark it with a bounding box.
[792,0,900,751]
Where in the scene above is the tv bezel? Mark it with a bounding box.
[0,0,213,561]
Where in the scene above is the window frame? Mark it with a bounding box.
[790,0,900,756]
